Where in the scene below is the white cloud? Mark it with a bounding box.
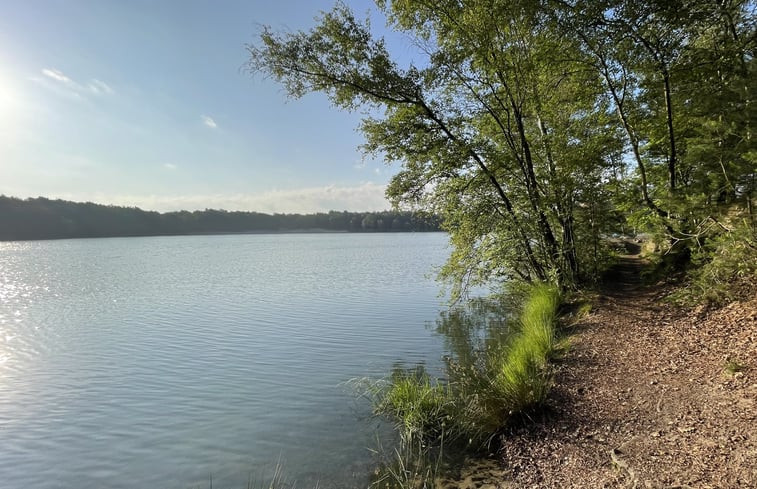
[62,183,390,214]
[36,68,114,99]
[42,68,72,84]
[201,115,217,129]
[163,163,178,170]
[88,79,114,95]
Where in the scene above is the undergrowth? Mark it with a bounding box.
[369,281,562,480]
[670,220,757,307]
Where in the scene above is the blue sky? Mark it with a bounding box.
[0,0,407,213]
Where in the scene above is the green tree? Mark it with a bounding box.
[247,1,622,295]
[557,0,756,240]
[247,0,755,295]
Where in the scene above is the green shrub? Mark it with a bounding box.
[671,220,757,306]
[517,282,560,360]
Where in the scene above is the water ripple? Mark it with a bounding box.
[0,233,452,489]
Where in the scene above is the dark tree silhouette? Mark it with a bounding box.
[0,196,442,241]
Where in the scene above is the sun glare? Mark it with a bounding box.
[0,71,19,119]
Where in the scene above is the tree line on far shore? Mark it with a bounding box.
[0,195,442,241]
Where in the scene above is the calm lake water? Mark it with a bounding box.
[0,233,458,488]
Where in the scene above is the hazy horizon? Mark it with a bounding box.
[4,183,391,214]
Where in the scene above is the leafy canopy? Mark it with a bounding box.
[248,0,756,296]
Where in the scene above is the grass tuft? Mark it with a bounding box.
[370,434,448,489]
[373,367,451,441]
[724,359,747,375]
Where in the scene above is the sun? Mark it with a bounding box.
[0,70,19,117]
[0,73,27,140]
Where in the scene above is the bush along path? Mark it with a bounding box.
[497,252,757,488]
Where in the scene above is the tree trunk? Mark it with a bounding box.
[663,69,677,192]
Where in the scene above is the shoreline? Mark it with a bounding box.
[435,254,756,488]
[0,229,448,243]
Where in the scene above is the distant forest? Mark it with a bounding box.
[0,196,442,241]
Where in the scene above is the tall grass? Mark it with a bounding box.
[492,282,559,413]
[370,432,448,489]
[372,282,562,454]
[373,367,451,441]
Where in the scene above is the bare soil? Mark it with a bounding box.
[493,255,757,488]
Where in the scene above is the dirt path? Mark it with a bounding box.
[498,255,757,488]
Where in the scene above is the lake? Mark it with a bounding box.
[0,233,459,488]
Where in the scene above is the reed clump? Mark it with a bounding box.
[373,282,562,448]
[370,365,454,443]
[492,282,559,413]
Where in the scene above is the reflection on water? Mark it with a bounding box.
[367,297,516,487]
[435,298,514,372]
